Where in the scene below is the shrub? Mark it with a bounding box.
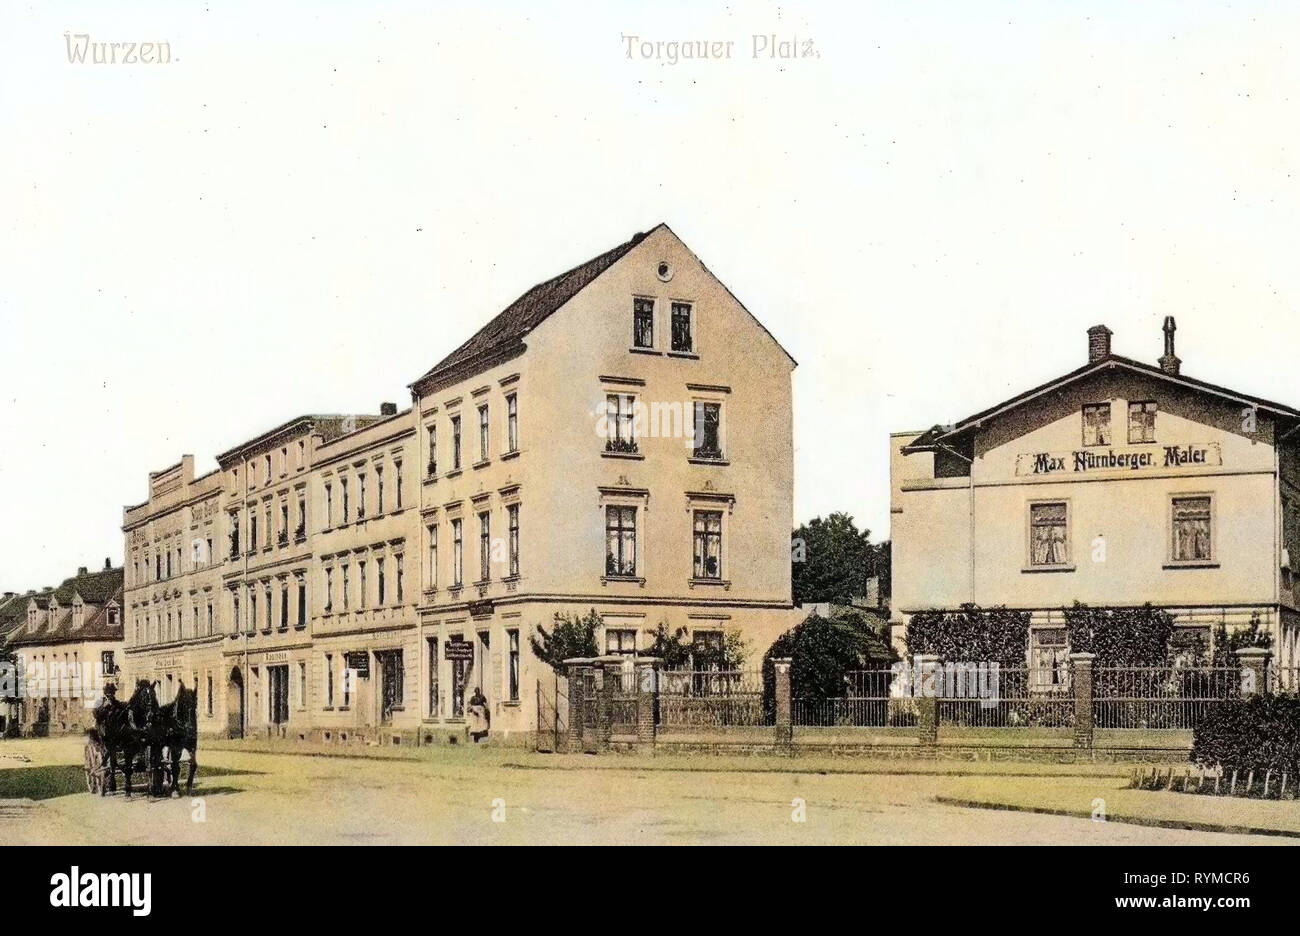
[530,609,601,672]
[904,604,1029,667]
[762,610,897,719]
[1191,695,1300,779]
[1063,603,1173,666]
[1210,612,1273,668]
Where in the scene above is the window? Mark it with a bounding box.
[507,504,520,577]
[206,602,213,636]
[342,564,350,610]
[280,500,289,541]
[671,301,693,352]
[297,580,306,628]
[325,483,333,527]
[606,628,637,655]
[359,561,368,609]
[1082,403,1111,446]
[280,447,288,477]
[506,394,518,452]
[297,440,305,469]
[296,494,306,538]
[478,404,490,462]
[451,416,462,470]
[693,511,723,579]
[479,512,491,582]
[427,426,437,477]
[452,519,463,586]
[605,506,637,577]
[324,567,334,613]
[427,638,439,717]
[1029,502,1070,567]
[206,673,213,716]
[377,558,386,605]
[693,402,722,459]
[357,473,367,520]
[508,629,520,702]
[264,505,272,547]
[376,466,385,514]
[395,555,404,603]
[299,662,307,708]
[265,587,273,631]
[427,524,438,590]
[1030,627,1070,690]
[394,461,403,509]
[342,478,350,523]
[605,394,637,453]
[232,594,240,636]
[248,586,257,633]
[326,653,335,708]
[693,630,724,670]
[633,297,654,348]
[1170,625,1211,667]
[264,454,272,484]
[1128,401,1157,444]
[1171,496,1213,563]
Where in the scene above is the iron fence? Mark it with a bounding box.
[937,666,1074,728]
[658,669,767,727]
[1270,665,1300,695]
[1092,665,1240,730]
[792,667,914,727]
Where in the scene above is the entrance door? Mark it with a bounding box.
[268,665,290,726]
[226,667,244,739]
[377,651,404,724]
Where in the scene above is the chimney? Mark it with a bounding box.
[3,592,14,601]
[380,402,398,417]
[1087,325,1113,363]
[1159,316,1181,376]
[77,566,87,576]
[104,557,112,571]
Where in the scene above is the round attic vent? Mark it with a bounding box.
[656,261,673,282]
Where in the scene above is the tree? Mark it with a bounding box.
[643,622,749,670]
[530,609,601,672]
[762,610,898,717]
[791,512,873,605]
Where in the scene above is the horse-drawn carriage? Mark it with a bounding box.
[83,679,199,798]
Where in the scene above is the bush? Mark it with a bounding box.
[1063,603,1173,666]
[762,610,897,719]
[1191,695,1300,778]
[904,604,1029,667]
[530,609,601,672]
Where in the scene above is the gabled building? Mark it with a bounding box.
[124,224,798,744]
[892,318,1300,675]
[6,561,123,734]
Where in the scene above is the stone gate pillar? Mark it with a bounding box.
[1236,646,1271,697]
[1069,652,1096,751]
[914,654,940,746]
[772,658,792,753]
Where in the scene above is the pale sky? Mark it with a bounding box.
[3,1,1300,587]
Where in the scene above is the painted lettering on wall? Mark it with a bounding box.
[1016,443,1221,477]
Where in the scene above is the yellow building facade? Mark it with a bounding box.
[123,224,798,743]
[892,320,1300,675]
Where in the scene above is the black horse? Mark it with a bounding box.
[89,679,159,798]
[157,683,199,796]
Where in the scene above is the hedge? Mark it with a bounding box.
[904,604,1029,667]
[1191,695,1300,777]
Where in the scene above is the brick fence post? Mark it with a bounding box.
[914,654,940,746]
[772,658,793,753]
[1069,652,1096,751]
[635,658,658,751]
[1235,646,1272,697]
[566,662,587,753]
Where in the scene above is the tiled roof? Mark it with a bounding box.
[902,353,1300,453]
[410,227,656,394]
[6,569,124,649]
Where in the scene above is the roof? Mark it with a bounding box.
[6,568,124,649]
[902,353,1300,454]
[215,414,385,466]
[410,227,656,394]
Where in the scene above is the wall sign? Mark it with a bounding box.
[445,641,475,661]
[1015,443,1222,477]
[344,651,370,678]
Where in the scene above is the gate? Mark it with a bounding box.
[535,674,569,752]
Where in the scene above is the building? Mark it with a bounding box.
[5,562,124,735]
[891,318,1300,674]
[123,224,798,743]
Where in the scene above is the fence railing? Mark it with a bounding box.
[792,667,914,727]
[658,669,767,727]
[1093,665,1240,730]
[1270,665,1300,694]
[938,666,1074,728]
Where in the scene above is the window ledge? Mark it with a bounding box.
[445,469,463,480]
[629,347,662,356]
[500,449,520,461]
[1163,561,1220,570]
[667,351,699,360]
[688,457,729,467]
[688,577,730,589]
[472,460,491,471]
[1021,564,1076,574]
[503,700,521,708]
[601,575,646,587]
[602,450,644,460]
[423,476,438,486]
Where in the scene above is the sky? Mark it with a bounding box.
[3,1,1300,587]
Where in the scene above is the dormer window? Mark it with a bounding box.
[1082,403,1111,447]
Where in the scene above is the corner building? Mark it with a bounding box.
[124,224,798,743]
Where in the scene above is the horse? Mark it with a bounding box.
[157,683,199,796]
[90,679,159,798]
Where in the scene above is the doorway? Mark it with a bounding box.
[226,667,244,739]
[268,664,290,726]
[376,651,404,724]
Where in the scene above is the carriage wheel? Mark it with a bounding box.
[83,742,101,794]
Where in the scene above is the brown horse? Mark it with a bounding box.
[158,683,199,796]
[89,679,158,798]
